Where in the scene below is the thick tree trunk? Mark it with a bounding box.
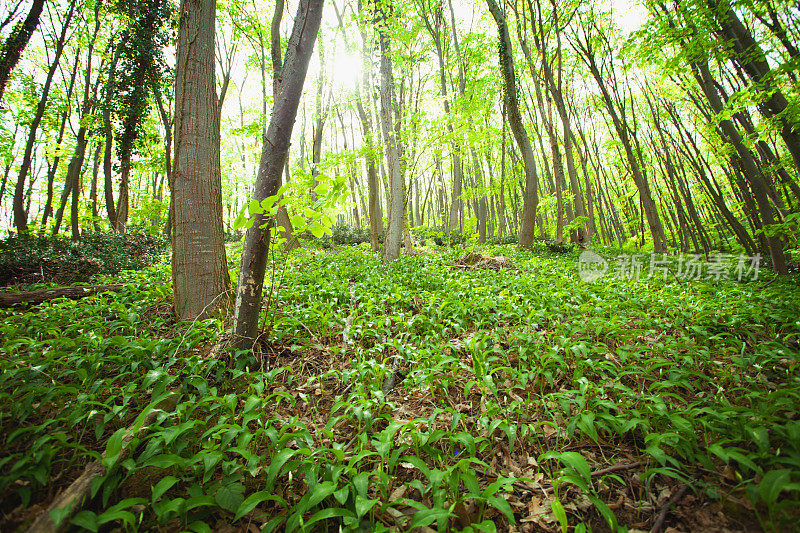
[171,0,231,320]
[486,0,538,249]
[230,0,324,351]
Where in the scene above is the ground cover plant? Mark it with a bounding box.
[2,242,800,532]
[0,231,169,287]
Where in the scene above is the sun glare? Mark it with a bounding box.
[330,51,362,91]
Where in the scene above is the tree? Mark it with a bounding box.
[0,0,45,103]
[110,0,172,232]
[12,3,75,233]
[486,0,539,249]
[571,17,667,252]
[171,0,230,320]
[230,0,325,351]
[376,0,404,260]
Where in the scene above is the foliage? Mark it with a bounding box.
[2,244,799,531]
[0,231,168,286]
[331,225,372,246]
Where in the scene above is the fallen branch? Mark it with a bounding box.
[0,284,125,308]
[650,484,689,533]
[590,461,642,477]
[27,393,179,533]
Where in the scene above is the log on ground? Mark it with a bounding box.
[0,284,126,308]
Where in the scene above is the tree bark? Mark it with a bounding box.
[486,0,539,249]
[12,5,74,233]
[0,284,125,308]
[171,0,231,320]
[378,5,403,261]
[0,0,45,102]
[708,0,800,177]
[230,0,324,351]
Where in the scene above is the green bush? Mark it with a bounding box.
[487,233,518,245]
[331,225,372,245]
[0,230,169,286]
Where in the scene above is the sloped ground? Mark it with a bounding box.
[1,244,799,532]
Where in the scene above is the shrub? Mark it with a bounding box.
[488,233,518,245]
[0,230,169,286]
[331,225,371,245]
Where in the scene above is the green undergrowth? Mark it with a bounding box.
[2,244,800,532]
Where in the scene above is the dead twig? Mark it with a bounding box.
[650,484,689,533]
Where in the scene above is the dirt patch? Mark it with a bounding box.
[453,251,521,271]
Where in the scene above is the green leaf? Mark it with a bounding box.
[355,495,379,518]
[303,507,356,529]
[759,469,791,505]
[309,221,325,238]
[187,520,213,533]
[308,480,337,507]
[551,500,569,533]
[151,476,179,502]
[333,485,350,505]
[234,491,286,521]
[260,195,279,214]
[266,448,299,490]
[409,507,452,529]
[70,511,99,532]
[487,495,515,523]
[233,209,250,231]
[49,505,73,527]
[588,494,618,531]
[542,451,591,484]
[215,482,245,513]
[103,428,126,467]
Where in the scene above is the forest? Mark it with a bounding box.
[1,0,800,530]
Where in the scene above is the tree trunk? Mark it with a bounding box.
[90,142,101,232]
[709,0,800,177]
[574,34,666,252]
[171,0,231,320]
[692,58,787,273]
[486,0,538,248]
[12,5,74,233]
[42,52,80,229]
[230,0,324,350]
[378,7,403,261]
[0,0,45,102]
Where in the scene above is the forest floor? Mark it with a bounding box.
[1,242,800,532]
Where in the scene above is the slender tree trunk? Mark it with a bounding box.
[43,52,80,229]
[12,5,74,233]
[378,5,403,261]
[692,58,786,272]
[574,36,666,251]
[231,0,324,350]
[0,0,45,102]
[90,142,101,231]
[486,0,538,248]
